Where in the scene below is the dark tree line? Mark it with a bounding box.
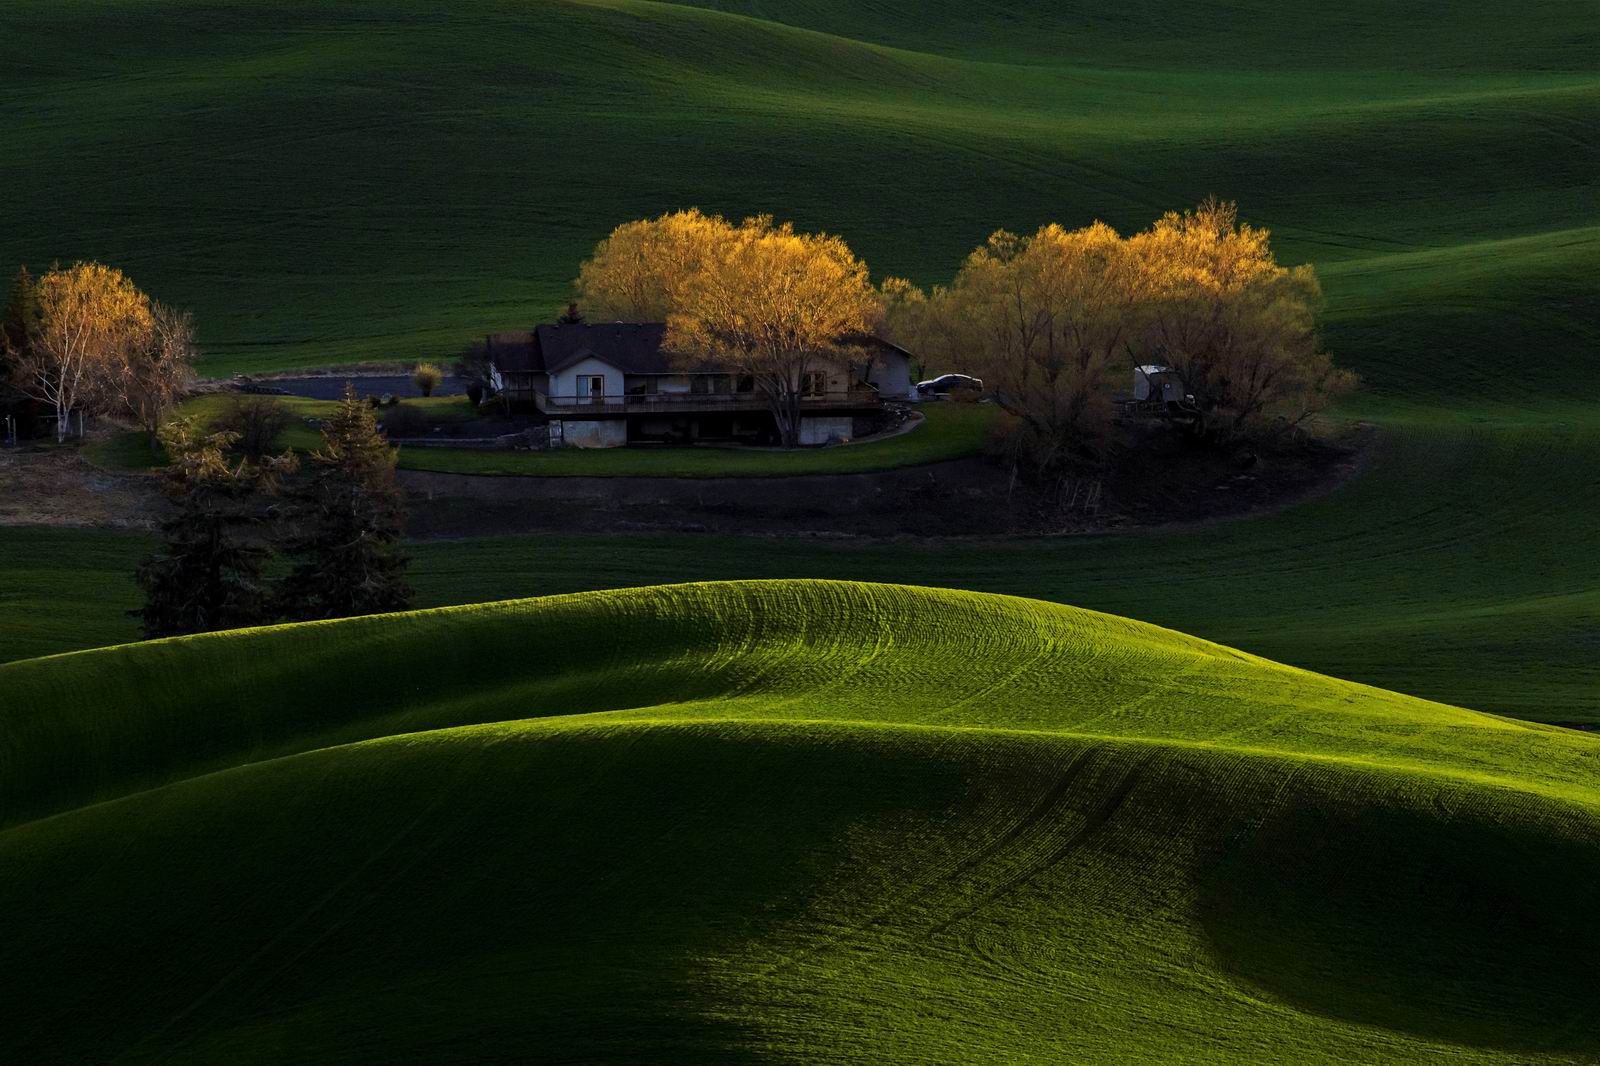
[135,385,413,638]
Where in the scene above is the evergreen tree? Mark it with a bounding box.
[274,383,412,620]
[135,419,294,638]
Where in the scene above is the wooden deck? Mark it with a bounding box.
[531,390,882,416]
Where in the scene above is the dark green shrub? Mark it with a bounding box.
[382,402,428,437]
[217,395,292,459]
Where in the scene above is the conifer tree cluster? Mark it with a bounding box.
[135,420,295,637]
[135,384,412,638]
[274,387,413,622]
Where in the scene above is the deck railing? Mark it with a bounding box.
[533,389,880,415]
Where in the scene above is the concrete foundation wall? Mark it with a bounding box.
[561,419,628,448]
[799,416,854,446]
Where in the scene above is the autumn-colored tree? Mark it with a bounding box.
[665,218,880,447]
[116,302,196,444]
[1129,199,1354,439]
[575,208,739,322]
[930,222,1141,470]
[135,419,295,638]
[13,262,153,441]
[273,384,411,622]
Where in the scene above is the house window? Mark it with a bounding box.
[736,375,755,393]
[581,374,605,401]
[801,371,827,397]
[691,375,710,396]
[712,374,732,395]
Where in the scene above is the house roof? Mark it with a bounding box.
[840,332,914,360]
[488,322,911,376]
[537,323,680,375]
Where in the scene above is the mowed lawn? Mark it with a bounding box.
[83,396,999,477]
[5,582,1600,1062]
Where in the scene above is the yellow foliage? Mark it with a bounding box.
[906,200,1353,459]
[575,208,741,322]
[1128,199,1356,434]
[927,220,1141,466]
[17,262,156,440]
[575,201,1353,454]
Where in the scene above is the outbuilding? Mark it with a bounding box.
[1134,365,1191,409]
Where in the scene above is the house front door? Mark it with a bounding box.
[583,375,605,402]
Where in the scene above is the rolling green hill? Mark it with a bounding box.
[4,581,1599,1062]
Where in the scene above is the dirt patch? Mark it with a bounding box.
[402,424,1376,539]
[1094,421,1377,532]
[0,447,162,530]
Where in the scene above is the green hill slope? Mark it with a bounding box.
[4,581,1599,1062]
[3,0,1594,380]
[2,0,1597,727]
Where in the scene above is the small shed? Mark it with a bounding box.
[1134,365,1190,407]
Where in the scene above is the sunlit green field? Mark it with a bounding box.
[6,581,1600,1062]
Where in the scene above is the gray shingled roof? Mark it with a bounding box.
[536,323,681,375]
[488,323,907,376]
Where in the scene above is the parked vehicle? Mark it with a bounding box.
[915,373,984,397]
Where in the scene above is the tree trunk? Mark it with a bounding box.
[766,385,802,447]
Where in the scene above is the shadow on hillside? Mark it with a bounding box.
[1198,790,1600,1054]
[0,724,962,1063]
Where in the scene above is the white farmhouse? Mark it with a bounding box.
[485,323,918,447]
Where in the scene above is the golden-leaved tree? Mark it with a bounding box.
[16,262,154,441]
[664,217,879,447]
[575,208,740,322]
[926,221,1141,470]
[1129,198,1355,439]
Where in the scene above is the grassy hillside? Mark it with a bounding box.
[2,0,1593,377]
[4,581,1599,1062]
